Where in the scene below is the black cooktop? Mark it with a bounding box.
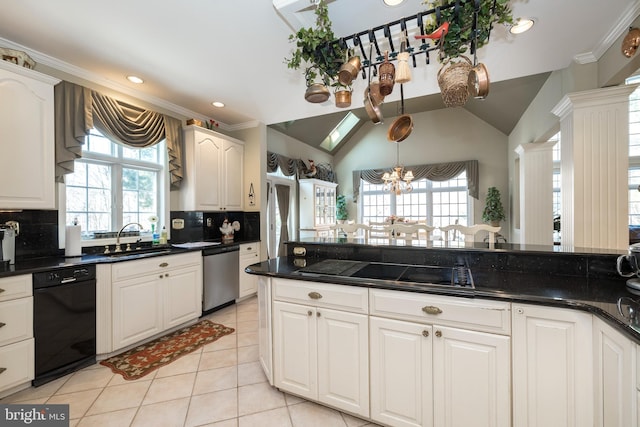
[296,259,473,288]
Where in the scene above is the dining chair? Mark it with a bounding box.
[330,223,371,242]
[386,223,436,243]
[440,224,501,245]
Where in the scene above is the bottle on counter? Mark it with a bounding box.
[159,226,168,245]
[152,224,160,246]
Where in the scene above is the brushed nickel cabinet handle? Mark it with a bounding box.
[308,292,322,300]
[0,322,5,328]
[0,368,6,375]
[159,262,169,268]
[422,305,442,315]
[422,330,429,337]
[435,330,442,338]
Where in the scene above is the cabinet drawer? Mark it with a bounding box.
[0,297,33,347]
[240,243,259,256]
[0,338,34,392]
[112,252,201,282]
[0,275,31,302]
[369,289,511,335]
[273,278,368,314]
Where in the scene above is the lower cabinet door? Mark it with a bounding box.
[0,339,34,393]
[258,277,273,385]
[370,316,433,427]
[432,325,511,427]
[512,304,593,427]
[112,275,163,350]
[317,307,369,418]
[163,266,202,329]
[273,301,317,400]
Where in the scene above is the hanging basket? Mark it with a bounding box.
[437,56,472,108]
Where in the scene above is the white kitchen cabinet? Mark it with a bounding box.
[432,325,511,427]
[0,274,34,396]
[163,265,202,329]
[0,62,58,209]
[272,279,369,418]
[370,316,432,427]
[512,303,594,427]
[181,125,244,211]
[239,242,260,299]
[111,252,202,351]
[257,276,273,385]
[299,178,337,238]
[369,289,511,427]
[593,316,637,427]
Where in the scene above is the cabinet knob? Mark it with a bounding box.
[422,330,429,337]
[422,305,442,315]
[159,274,164,279]
[0,367,6,375]
[0,288,4,294]
[308,291,322,300]
[516,307,524,315]
[159,262,169,268]
[435,330,442,338]
[307,310,313,316]
[316,311,321,317]
[0,322,5,328]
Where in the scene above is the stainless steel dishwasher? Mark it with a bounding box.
[202,244,240,313]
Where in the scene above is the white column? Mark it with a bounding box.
[515,142,555,246]
[552,86,635,251]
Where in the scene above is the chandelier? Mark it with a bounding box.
[382,141,414,195]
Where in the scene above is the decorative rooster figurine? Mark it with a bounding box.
[220,219,241,242]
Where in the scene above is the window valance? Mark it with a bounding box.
[352,160,479,201]
[267,151,337,183]
[54,81,184,189]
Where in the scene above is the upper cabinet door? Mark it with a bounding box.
[181,125,244,211]
[0,63,58,209]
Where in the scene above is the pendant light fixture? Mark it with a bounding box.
[382,139,414,195]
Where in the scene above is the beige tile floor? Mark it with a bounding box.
[1,296,381,427]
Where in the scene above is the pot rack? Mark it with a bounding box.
[327,0,489,79]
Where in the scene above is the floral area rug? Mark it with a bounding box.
[100,320,235,380]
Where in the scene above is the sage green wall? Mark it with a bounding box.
[333,107,509,234]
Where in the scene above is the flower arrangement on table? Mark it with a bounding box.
[386,215,405,224]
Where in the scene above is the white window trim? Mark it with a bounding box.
[58,140,170,250]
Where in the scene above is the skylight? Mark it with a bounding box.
[319,112,360,152]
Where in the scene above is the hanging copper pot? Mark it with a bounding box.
[622,27,640,58]
[304,83,330,103]
[335,87,352,108]
[468,62,490,99]
[387,84,413,142]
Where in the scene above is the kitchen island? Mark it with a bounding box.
[247,238,640,427]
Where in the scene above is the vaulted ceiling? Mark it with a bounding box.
[0,0,637,150]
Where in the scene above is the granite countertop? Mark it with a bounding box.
[0,238,261,278]
[246,256,640,343]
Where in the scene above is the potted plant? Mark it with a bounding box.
[422,0,513,61]
[482,186,505,226]
[336,194,348,223]
[285,0,345,90]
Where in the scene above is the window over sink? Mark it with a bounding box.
[63,128,167,240]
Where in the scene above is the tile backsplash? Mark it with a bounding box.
[0,210,59,260]
[170,211,260,243]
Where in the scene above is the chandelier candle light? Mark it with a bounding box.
[382,141,414,195]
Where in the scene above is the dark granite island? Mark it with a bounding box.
[247,237,640,427]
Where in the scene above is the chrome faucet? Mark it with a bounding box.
[114,222,144,252]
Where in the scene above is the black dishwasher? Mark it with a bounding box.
[33,265,96,386]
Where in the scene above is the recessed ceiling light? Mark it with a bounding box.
[383,0,404,6]
[509,18,534,34]
[126,75,144,84]
[212,101,225,108]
